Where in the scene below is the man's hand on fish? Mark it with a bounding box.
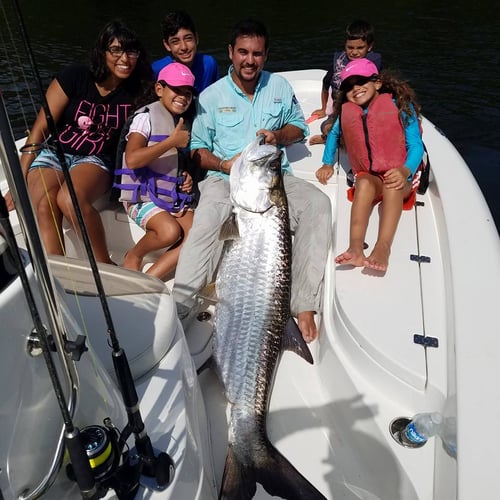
[258,124,305,147]
[256,129,277,145]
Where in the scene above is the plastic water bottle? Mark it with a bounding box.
[403,412,443,445]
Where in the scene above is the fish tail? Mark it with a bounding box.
[219,439,326,500]
[256,438,327,500]
[219,444,256,500]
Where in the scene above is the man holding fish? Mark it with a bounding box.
[173,18,332,343]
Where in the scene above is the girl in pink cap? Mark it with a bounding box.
[316,58,424,272]
[114,62,197,279]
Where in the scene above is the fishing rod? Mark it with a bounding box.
[10,0,173,490]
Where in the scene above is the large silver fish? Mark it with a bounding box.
[214,137,326,500]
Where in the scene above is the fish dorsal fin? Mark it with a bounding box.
[219,213,240,241]
[282,317,314,364]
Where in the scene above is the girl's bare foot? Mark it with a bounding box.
[309,134,326,145]
[364,243,390,272]
[122,251,142,271]
[335,249,366,267]
[297,310,317,343]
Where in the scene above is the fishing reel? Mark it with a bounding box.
[79,425,116,481]
[66,417,174,498]
[66,419,141,499]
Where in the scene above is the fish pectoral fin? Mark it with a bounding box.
[282,317,314,364]
[220,445,256,500]
[219,213,240,241]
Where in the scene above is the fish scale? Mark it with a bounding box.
[215,204,290,407]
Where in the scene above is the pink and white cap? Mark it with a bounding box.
[340,58,379,83]
[158,62,195,89]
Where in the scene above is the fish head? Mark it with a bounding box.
[230,137,283,213]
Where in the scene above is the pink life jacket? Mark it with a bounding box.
[341,93,406,174]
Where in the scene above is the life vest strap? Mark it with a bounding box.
[114,167,193,212]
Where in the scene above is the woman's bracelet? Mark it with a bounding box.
[218,159,224,172]
[19,143,43,155]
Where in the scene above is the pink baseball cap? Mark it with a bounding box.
[340,58,379,85]
[158,62,196,91]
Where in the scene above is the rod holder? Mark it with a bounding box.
[389,417,427,449]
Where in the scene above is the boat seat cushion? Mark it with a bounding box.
[48,256,180,381]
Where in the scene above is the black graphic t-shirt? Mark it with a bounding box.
[56,64,136,159]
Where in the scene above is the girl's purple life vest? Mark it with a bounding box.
[114,100,193,213]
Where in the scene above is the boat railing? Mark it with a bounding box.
[18,425,71,499]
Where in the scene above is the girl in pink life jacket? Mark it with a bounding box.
[118,62,196,279]
[315,58,424,272]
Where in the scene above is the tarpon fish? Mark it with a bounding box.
[214,137,326,500]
